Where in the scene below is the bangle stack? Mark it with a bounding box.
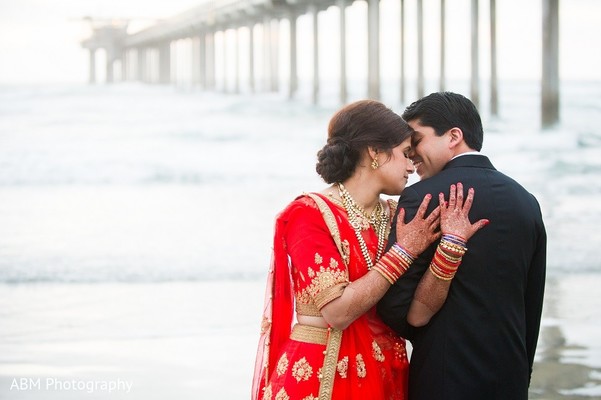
[429,234,467,281]
[372,243,416,284]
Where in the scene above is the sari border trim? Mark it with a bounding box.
[319,328,342,400]
[314,282,347,310]
[305,193,349,267]
[304,193,346,400]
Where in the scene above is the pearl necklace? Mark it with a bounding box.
[337,183,387,270]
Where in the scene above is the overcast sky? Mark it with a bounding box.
[0,0,599,85]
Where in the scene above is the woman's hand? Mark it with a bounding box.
[395,194,441,256]
[439,182,489,241]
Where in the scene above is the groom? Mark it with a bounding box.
[377,92,546,399]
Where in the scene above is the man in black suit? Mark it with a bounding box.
[377,92,546,399]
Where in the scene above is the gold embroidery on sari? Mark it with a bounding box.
[275,388,290,400]
[313,282,347,310]
[297,265,348,310]
[305,193,349,268]
[276,353,289,376]
[302,396,317,400]
[292,357,313,382]
[313,265,345,291]
[336,356,349,378]
[314,253,323,265]
[356,354,366,378]
[318,328,342,400]
[295,302,322,317]
[303,194,345,400]
[262,384,273,400]
[260,316,271,334]
[290,324,328,345]
[372,340,385,362]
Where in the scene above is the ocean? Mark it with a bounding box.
[0,80,600,398]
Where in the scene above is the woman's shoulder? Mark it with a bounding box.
[279,192,343,222]
[279,193,321,218]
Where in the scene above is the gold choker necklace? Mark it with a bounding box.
[337,183,387,269]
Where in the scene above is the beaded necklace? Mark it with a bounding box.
[337,183,387,270]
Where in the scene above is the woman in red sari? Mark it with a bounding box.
[252,100,487,400]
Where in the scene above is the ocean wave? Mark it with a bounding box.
[1,82,601,282]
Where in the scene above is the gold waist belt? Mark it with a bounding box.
[290,324,328,345]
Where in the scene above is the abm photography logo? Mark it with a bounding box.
[10,377,133,394]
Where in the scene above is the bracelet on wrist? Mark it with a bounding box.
[372,244,414,284]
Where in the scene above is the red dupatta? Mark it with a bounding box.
[251,197,295,399]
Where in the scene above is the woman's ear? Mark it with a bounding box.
[367,146,379,159]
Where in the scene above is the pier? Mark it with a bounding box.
[81,0,560,127]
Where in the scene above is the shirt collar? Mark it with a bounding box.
[451,151,484,161]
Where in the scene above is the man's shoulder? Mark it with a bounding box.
[406,168,465,192]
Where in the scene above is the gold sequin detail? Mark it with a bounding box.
[275,388,289,400]
[314,253,323,265]
[302,396,317,400]
[292,357,313,382]
[372,340,385,362]
[262,384,272,400]
[297,265,347,307]
[337,356,349,378]
[276,353,289,376]
[356,354,366,378]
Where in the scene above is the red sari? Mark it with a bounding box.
[252,193,408,400]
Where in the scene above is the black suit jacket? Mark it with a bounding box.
[377,155,546,400]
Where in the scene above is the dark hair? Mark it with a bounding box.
[316,100,411,184]
[402,92,483,151]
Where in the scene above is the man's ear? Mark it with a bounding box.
[448,127,464,149]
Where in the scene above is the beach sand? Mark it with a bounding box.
[0,274,600,399]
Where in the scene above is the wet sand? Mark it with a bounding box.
[529,275,601,399]
[0,274,600,399]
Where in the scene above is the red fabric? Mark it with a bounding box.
[253,194,408,400]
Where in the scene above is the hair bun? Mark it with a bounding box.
[315,140,358,184]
